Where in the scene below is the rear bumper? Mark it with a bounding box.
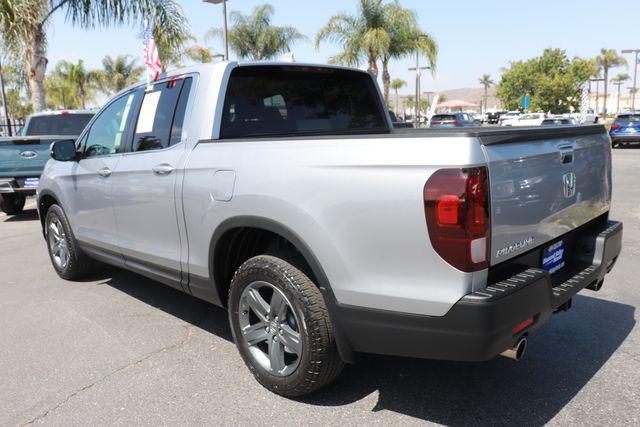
[326,219,622,363]
[0,178,37,195]
[610,133,640,142]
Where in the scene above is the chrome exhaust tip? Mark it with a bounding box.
[500,337,527,361]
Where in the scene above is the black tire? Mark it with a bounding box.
[44,204,92,280]
[228,255,344,397]
[612,141,619,149]
[0,194,25,215]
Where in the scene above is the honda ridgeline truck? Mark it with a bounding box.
[37,62,622,396]
[0,110,94,215]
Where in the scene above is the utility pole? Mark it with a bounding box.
[622,49,640,111]
[203,0,229,61]
[408,34,430,128]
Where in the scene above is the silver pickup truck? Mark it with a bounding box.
[37,62,622,397]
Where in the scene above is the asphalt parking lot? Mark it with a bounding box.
[1,150,639,426]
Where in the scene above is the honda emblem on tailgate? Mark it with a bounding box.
[562,172,576,198]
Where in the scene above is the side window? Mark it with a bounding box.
[84,92,136,158]
[132,77,192,152]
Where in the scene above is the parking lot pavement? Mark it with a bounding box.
[1,151,639,426]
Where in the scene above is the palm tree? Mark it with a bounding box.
[611,73,631,113]
[0,0,187,112]
[52,60,101,108]
[207,4,304,61]
[390,79,406,115]
[382,4,436,104]
[478,74,494,114]
[99,55,146,95]
[610,73,630,113]
[596,49,628,116]
[316,0,437,103]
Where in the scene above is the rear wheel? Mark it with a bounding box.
[228,255,344,397]
[0,194,25,215]
[612,141,620,149]
[45,204,92,280]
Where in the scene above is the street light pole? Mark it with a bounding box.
[622,49,640,110]
[203,0,229,61]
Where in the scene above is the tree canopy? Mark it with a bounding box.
[316,0,436,103]
[496,48,597,113]
[208,4,304,61]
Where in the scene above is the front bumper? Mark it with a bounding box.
[326,218,622,363]
[0,178,37,195]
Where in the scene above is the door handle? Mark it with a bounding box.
[98,167,112,177]
[152,163,175,175]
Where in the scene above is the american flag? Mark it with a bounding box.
[142,20,162,82]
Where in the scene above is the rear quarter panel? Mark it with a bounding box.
[182,136,488,316]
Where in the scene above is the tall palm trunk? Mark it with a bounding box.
[25,25,48,112]
[382,57,390,104]
[368,55,378,77]
[395,89,399,116]
[79,86,86,109]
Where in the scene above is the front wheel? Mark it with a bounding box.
[0,193,25,215]
[44,204,92,280]
[228,255,344,397]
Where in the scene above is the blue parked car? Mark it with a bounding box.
[429,113,482,128]
[610,113,640,148]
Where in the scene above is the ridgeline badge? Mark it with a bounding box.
[496,236,535,258]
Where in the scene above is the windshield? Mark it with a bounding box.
[23,114,94,136]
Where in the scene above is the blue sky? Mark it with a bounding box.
[47,0,640,95]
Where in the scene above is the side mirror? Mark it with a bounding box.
[50,139,78,162]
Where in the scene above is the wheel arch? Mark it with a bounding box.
[209,216,332,304]
[37,190,60,233]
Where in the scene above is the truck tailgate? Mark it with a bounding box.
[0,138,54,178]
[481,126,611,265]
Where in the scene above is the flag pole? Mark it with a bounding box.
[144,19,151,91]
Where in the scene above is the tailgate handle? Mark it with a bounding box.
[559,145,574,165]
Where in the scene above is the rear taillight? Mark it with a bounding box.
[450,121,460,125]
[424,167,491,272]
[611,123,621,130]
[431,121,441,125]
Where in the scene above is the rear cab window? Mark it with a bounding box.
[616,114,640,122]
[23,113,94,136]
[220,66,388,138]
[431,115,456,121]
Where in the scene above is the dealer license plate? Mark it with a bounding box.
[23,178,39,188]
[542,240,565,274]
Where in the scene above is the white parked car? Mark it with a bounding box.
[501,113,546,127]
[498,111,521,125]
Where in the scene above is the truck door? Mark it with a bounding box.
[110,77,193,290]
[66,91,139,253]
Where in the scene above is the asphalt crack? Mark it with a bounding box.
[22,309,209,426]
